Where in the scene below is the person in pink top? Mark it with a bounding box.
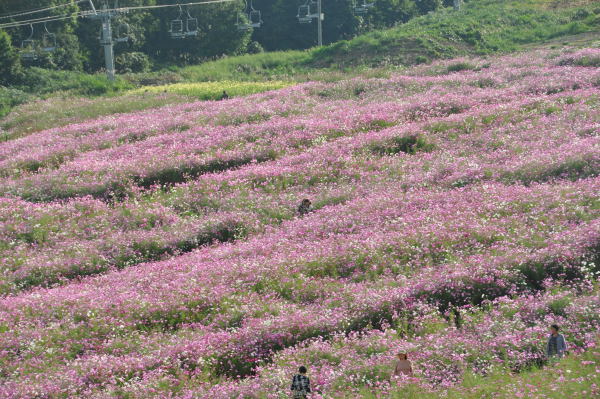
[394,352,414,377]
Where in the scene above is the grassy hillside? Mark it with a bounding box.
[0,45,599,398]
[181,0,600,80]
[2,0,599,126]
[380,350,600,398]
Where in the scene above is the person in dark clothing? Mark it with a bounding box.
[290,366,311,398]
[547,324,567,358]
[221,90,229,100]
[297,199,312,216]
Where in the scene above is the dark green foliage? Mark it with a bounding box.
[15,67,132,96]
[415,0,442,14]
[116,52,152,73]
[361,0,418,31]
[446,61,477,73]
[246,41,264,54]
[0,86,30,119]
[135,151,277,189]
[369,134,435,155]
[0,30,21,85]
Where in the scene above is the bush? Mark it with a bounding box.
[0,87,31,119]
[369,134,435,156]
[17,67,132,96]
[122,71,184,87]
[0,30,21,86]
[247,41,264,54]
[446,61,477,73]
[130,80,290,100]
[115,52,152,74]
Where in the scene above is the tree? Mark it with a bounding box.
[0,30,21,85]
[361,0,418,31]
[415,0,442,14]
[148,2,251,65]
[251,0,361,51]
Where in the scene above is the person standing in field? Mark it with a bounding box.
[221,90,229,100]
[394,352,414,377]
[297,199,313,216]
[547,324,567,359]
[290,366,311,398]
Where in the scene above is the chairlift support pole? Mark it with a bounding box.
[87,1,126,81]
[101,10,115,80]
[317,0,322,46]
[453,0,461,11]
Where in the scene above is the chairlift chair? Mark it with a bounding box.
[21,24,38,61]
[41,23,57,52]
[297,4,312,23]
[248,9,262,28]
[236,0,262,31]
[354,0,375,15]
[170,19,185,39]
[169,6,186,39]
[114,21,130,43]
[184,8,198,37]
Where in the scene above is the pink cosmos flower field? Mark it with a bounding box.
[0,47,599,398]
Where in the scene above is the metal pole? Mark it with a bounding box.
[453,0,461,11]
[100,9,115,80]
[317,0,322,46]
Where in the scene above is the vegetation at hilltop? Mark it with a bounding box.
[184,0,600,80]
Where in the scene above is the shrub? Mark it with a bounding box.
[247,41,264,54]
[121,71,184,86]
[0,86,31,119]
[446,61,477,73]
[0,30,21,86]
[17,67,132,96]
[115,52,152,74]
[369,134,435,156]
[130,80,290,100]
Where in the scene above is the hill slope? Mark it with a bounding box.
[181,0,600,81]
[2,0,599,123]
[0,46,599,398]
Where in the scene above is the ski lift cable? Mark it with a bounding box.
[0,12,86,29]
[0,0,236,29]
[105,0,237,13]
[0,0,86,20]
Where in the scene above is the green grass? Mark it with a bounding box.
[177,0,600,79]
[178,51,310,82]
[0,86,31,119]
[129,80,292,100]
[16,67,132,97]
[0,93,190,141]
[353,350,600,399]
[2,0,598,134]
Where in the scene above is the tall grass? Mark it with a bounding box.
[129,81,291,100]
[178,51,310,82]
[355,350,600,399]
[0,93,190,140]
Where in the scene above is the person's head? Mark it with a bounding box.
[299,366,307,374]
[397,352,408,360]
[302,198,311,206]
[550,324,560,334]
